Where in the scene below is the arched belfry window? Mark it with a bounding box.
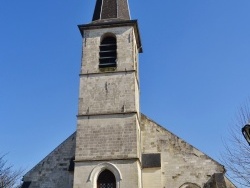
[97,169,116,188]
[99,35,117,68]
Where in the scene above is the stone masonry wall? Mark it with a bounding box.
[22,132,76,188]
[141,114,225,188]
[73,160,141,188]
[78,72,138,115]
[76,25,141,161]
[75,114,140,161]
[82,26,138,74]
[79,26,140,116]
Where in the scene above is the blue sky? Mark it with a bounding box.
[1,0,250,186]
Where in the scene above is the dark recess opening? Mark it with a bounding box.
[99,36,117,68]
[97,169,116,188]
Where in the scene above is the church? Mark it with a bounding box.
[21,0,235,187]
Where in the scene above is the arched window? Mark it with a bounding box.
[88,162,122,188]
[99,36,117,68]
[97,169,116,188]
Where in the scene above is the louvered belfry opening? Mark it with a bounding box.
[99,36,117,68]
[97,170,116,188]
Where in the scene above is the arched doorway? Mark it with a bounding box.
[97,169,116,188]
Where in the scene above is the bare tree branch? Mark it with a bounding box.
[221,98,250,187]
[0,154,23,188]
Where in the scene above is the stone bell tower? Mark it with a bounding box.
[73,0,143,187]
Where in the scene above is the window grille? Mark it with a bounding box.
[97,170,116,188]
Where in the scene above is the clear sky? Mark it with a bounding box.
[1,0,250,186]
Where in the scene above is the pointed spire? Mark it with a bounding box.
[92,0,130,21]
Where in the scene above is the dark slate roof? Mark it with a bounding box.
[92,0,130,21]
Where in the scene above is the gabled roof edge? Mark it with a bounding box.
[140,112,226,172]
